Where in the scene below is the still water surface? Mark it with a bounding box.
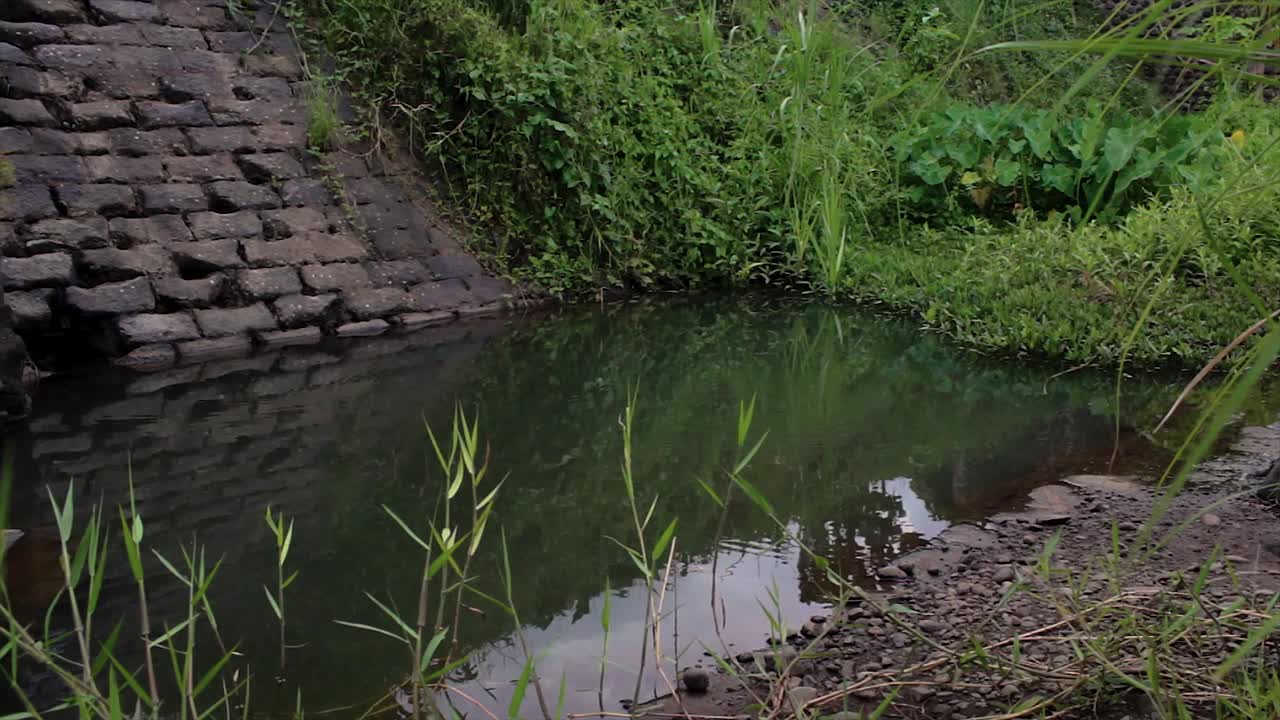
[5,299,1218,717]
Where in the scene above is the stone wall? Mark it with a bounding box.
[0,0,531,370]
[0,286,31,418]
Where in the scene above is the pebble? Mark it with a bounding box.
[1118,521,1139,531]
[877,564,908,579]
[681,668,709,694]
[992,565,1016,583]
[1203,513,1222,526]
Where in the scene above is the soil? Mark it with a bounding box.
[647,423,1280,720]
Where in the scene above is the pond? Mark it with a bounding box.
[2,298,1222,718]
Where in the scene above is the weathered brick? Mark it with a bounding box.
[56,184,137,217]
[63,23,145,45]
[0,21,65,48]
[366,260,431,288]
[85,155,166,183]
[134,100,213,130]
[65,276,155,315]
[0,185,57,221]
[207,180,280,211]
[209,99,304,127]
[153,273,222,307]
[335,319,388,337]
[21,217,109,253]
[78,245,176,281]
[1,0,85,24]
[8,154,84,183]
[33,44,108,69]
[6,288,54,328]
[27,129,108,156]
[0,128,32,155]
[114,343,177,370]
[194,303,276,337]
[253,123,306,150]
[257,327,320,348]
[164,154,241,183]
[242,237,314,267]
[0,252,74,289]
[242,53,302,79]
[176,49,236,75]
[157,0,233,30]
[140,184,207,213]
[112,46,182,75]
[235,267,299,300]
[116,312,200,345]
[279,178,332,207]
[344,287,408,320]
[158,73,230,104]
[88,0,159,23]
[260,207,326,237]
[300,263,370,293]
[235,152,304,183]
[187,210,261,241]
[407,279,473,312]
[0,98,57,127]
[186,126,256,154]
[2,65,77,98]
[170,239,243,273]
[81,68,159,100]
[232,76,291,101]
[109,215,192,246]
[61,101,135,131]
[270,293,337,328]
[109,128,188,156]
[203,31,253,53]
[310,232,369,263]
[139,24,205,48]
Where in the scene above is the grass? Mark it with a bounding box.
[0,159,14,189]
[291,0,1280,368]
[303,75,342,153]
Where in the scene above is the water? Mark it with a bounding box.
[2,298,1215,717]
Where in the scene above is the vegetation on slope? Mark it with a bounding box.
[295,0,1279,366]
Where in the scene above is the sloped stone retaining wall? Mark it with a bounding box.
[1,0,531,371]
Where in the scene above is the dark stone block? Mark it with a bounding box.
[159,73,230,104]
[20,217,110,252]
[310,232,369,263]
[253,123,306,151]
[88,0,159,23]
[300,262,370,293]
[187,210,260,241]
[109,215,192,246]
[0,21,65,48]
[335,319,388,337]
[63,23,145,45]
[78,245,176,281]
[0,42,33,65]
[368,227,416,260]
[236,267,299,299]
[242,237,314,267]
[203,31,253,53]
[170,239,243,273]
[0,98,57,127]
[343,287,408,320]
[0,185,57,221]
[81,68,159,100]
[114,342,176,370]
[65,276,155,315]
[140,183,207,213]
[242,53,302,79]
[164,154,242,183]
[134,100,213,130]
[271,293,337,328]
[279,178,332,207]
[157,0,233,30]
[343,178,406,205]
[112,46,182,75]
[0,0,85,24]
[6,287,53,328]
[232,76,291,101]
[428,254,484,279]
[0,128,32,155]
[260,207,326,237]
[207,180,280,211]
[186,126,256,154]
[29,129,109,155]
[85,156,166,183]
[465,274,516,302]
[153,273,222,307]
[234,152,303,183]
[407,279,473,312]
[116,311,200,345]
[57,184,138,218]
[2,65,77,98]
[194,303,276,337]
[257,327,320,348]
[109,128,189,156]
[8,154,84,184]
[0,252,74,289]
[33,44,108,69]
[62,101,135,131]
[139,24,205,48]
[366,260,430,288]
[209,98,304,127]
[177,334,251,362]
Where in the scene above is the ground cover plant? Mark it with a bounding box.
[294,0,1279,366]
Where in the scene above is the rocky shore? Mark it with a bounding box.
[658,423,1280,719]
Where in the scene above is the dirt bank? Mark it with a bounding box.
[653,424,1280,719]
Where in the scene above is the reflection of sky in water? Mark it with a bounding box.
[456,476,947,717]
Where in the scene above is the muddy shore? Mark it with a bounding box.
[650,423,1280,720]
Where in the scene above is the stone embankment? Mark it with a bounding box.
[1,0,529,372]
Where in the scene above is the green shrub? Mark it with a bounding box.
[893,103,1224,221]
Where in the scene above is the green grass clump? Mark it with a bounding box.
[296,0,1279,367]
[0,159,14,189]
[304,76,342,152]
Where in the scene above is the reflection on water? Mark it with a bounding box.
[4,298,1193,716]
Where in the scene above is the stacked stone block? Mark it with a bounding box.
[1,0,526,368]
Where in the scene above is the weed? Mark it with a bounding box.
[304,76,342,152]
